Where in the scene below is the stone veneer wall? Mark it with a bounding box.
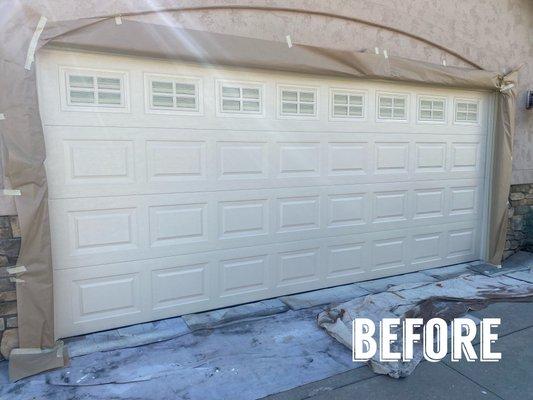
[506,184,533,259]
[0,216,20,360]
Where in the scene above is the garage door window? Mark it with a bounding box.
[377,93,407,121]
[455,99,479,123]
[418,97,446,122]
[148,76,199,112]
[331,90,364,119]
[279,86,317,117]
[66,73,124,107]
[218,81,263,115]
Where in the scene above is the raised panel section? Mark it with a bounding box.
[219,199,268,239]
[220,255,268,297]
[147,141,206,181]
[278,143,320,177]
[327,243,366,278]
[451,143,478,171]
[152,263,208,310]
[277,248,319,287]
[70,208,137,254]
[448,229,474,256]
[450,187,476,215]
[328,142,367,175]
[375,142,409,174]
[373,191,407,222]
[328,194,366,227]
[412,233,442,264]
[372,238,405,271]
[414,189,444,219]
[415,143,446,172]
[64,140,134,184]
[149,204,207,247]
[277,196,320,232]
[73,273,140,322]
[217,142,267,179]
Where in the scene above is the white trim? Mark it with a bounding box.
[215,79,265,118]
[375,91,409,122]
[59,66,130,113]
[144,73,203,116]
[453,97,481,125]
[329,88,367,121]
[277,84,319,120]
[416,95,447,124]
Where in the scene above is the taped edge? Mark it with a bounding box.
[285,35,292,48]
[2,189,21,196]
[7,265,27,275]
[24,16,47,70]
[0,113,5,120]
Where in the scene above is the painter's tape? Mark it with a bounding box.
[383,49,389,59]
[2,189,21,196]
[115,16,123,25]
[25,16,47,70]
[0,113,5,120]
[500,83,515,92]
[10,277,25,283]
[285,35,292,48]
[7,265,27,275]
[374,47,380,55]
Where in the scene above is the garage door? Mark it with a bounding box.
[37,49,491,338]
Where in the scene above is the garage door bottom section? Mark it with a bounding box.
[55,220,478,338]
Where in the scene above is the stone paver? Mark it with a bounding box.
[357,272,436,293]
[280,284,369,310]
[421,262,472,280]
[505,269,533,284]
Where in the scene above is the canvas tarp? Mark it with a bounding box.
[0,4,517,381]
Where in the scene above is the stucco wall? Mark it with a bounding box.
[24,0,532,184]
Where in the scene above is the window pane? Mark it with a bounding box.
[468,103,478,112]
[222,99,241,111]
[69,75,94,88]
[457,103,468,112]
[222,86,240,98]
[97,77,121,90]
[348,106,363,117]
[433,101,445,111]
[243,101,260,112]
[334,105,348,116]
[349,96,363,106]
[299,92,315,102]
[299,103,315,114]
[242,88,260,99]
[176,96,196,109]
[333,94,348,105]
[393,107,405,118]
[394,98,405,107]
[175,83,196,95]
[282,102,297,114]
[433,110,444,120]
[420,109,432,119]
[282,90,298,101]
[152,81,173,94]
[420,100,432,109]
[380,97,393,107]
[153,95,174,107]
[70,90,95,104]
[379,107,393,118]
[98,91,121,105]
[467,112,478,122]
[456,111,467,121]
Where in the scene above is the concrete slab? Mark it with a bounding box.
[182,299,288,330]
[357,272,437,293]
[66,316,191,357]
[444,327,533,400]
[420,263,473,280]
[279,284,369,310]
[469,251,533,276]
[307,361,499,400]
[470,301,533,338]
[505,269,533,284]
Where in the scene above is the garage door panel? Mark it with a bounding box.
[49,178,483,269]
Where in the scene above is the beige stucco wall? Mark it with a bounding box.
[17,0,533,184]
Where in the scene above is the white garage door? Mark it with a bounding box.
[37,49,492,338]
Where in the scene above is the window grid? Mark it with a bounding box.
[68,74,123,107]
[150,80,198,111]
[220,84,262,114]
[418,98,446,121]
[378,95,407,120]
[280,88,316,116]
[455,101,479,123]
[332,92,364,118]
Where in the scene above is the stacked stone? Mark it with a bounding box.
[505,184,533,259]
[0,215,20,360]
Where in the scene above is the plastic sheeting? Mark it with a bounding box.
[0,3,518,380]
